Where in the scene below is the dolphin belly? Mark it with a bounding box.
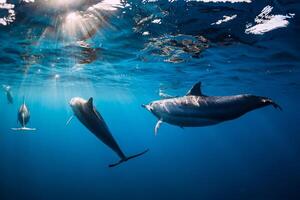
[13,100,36,131]
[75,105,127,160]
[18,106,30,127]
[163,114,221,127]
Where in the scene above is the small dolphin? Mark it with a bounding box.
[12,97,36,131]
[143,81,282,135]
[68,97,148,168]
[2,85,13,104]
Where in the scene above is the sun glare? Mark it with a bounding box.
[66,12,78,23]
[58,0,122,41]
[43,0,85,9]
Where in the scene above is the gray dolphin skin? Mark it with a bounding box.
[69,97,148,168]
[143,81,282,135]
[2,85,13,104]
[12,97,36,131]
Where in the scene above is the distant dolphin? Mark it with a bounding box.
[2,85,13,104]
[68,97,148,168]
[12,97,36,131]
[143,81,282,135]
[159,89,174,99]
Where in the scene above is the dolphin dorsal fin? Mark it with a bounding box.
[186,81,204,96]
[87,97,94,109]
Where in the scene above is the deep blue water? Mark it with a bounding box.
[0,0,300,199]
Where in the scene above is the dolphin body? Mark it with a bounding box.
[69,97,148,168]
[143,82,282,135]
[2,85,13,104]
[12,97,36,131]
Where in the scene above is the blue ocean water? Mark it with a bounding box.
[0,0,300,199]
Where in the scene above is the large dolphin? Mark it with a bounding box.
[143,81,282,135]
[68,97,148,168]
[12,97,36,131]
[2,85,13,104]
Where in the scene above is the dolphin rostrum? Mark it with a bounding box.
[143,81,282,135]
[12,97,36,131]
[69,97,148,168]
[2,85,13,104]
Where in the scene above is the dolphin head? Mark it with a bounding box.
[2,85,10,92]
[142,103,153,112]
[70,97,83,106]
[69,97,87,113]
[142,102,162,120]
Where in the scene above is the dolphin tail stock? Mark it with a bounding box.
[11,127,36,131]
[108,149,149,168]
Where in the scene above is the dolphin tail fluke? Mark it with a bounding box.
[11,127,36,131]
[271,101,282,111]
[108,149,149,168]
[263,98,282,111]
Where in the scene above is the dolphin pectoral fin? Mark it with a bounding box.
[108,149,149,168]
[66,115,74,126]
[155,120,163,135]
[11,127,36,131]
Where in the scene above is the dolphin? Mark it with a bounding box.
[2,85,13,104]
[68,97,148,168]
[143,81,282,135]
[12,97,36,131]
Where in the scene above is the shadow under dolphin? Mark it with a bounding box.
[68,97,149,168]
[143,81,282,135]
